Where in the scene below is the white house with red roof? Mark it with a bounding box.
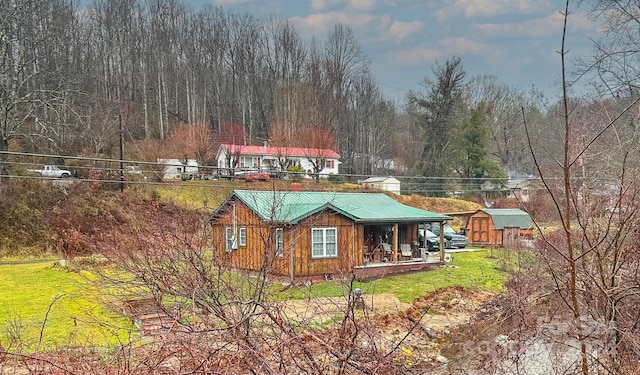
[216,143,341,177]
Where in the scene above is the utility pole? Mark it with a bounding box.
[119,114,124,193]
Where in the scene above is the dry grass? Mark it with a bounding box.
[393,194,482,213]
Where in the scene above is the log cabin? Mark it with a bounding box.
[209,190,451,281]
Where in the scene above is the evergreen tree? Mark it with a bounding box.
[451,104,504,194]
[407,56,466,196]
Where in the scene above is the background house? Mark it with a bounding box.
[464,208,533,247]
[481,172,538,202]
[157,158,198,179]
[216,144,341,177]
[209,190,451,281]
[361,176,401,194]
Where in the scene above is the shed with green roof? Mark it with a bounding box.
[464,208,534,247]
[210,190,451,280]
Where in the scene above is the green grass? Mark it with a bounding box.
[279,250,508,303]
[0,251,506,351]
[0,261,135,351]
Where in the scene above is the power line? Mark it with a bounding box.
[2,150,614,195]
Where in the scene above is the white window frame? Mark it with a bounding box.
[240,157,249,168]
[275,228,284,257]
[240,156,259,168]
[238,227,246,247]
[311,227,338,259]
[225,227,236,252]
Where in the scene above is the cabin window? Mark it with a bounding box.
[275,228,284,257]
[325,160,334,169]
[238,227,246,247]
[311,227,338,258]
[225,227,236,252]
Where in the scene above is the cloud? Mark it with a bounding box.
[385,47,445,66]
[350,0,381,12]
[310,0,343,11]
[435,0,552,21]
[290,11,380,34]
[477,11,594,39]
[439,37,488,55]
[383,21,424,42]
[213,0,255,5]
[312,0,400,12]
[383,35,489,67]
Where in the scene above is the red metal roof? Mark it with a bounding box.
[220,144,340,159]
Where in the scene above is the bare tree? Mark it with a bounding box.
[297,127,337,181]
[467,75,541,174]
[523,2,640,373]
[0,0,75,174]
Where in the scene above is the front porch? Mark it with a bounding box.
[354,254,443,281]
[362,222,446,264]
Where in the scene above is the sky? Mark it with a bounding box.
[187,0,599,104]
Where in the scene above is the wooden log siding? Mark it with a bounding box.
[465,210,533,247]
[212,200,362,277]
[294,210,362,277]
[467,210,494,245]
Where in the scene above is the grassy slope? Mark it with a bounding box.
[152,180,482,215]
[0,262,134,350]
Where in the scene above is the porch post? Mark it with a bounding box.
[393,223,399,264]
[289,228,295,283]
[423,222,427,251]
[439,221,445,262]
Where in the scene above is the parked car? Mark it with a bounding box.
[125,165,147,180]
[418,229,441,252]
[429,223,469,249]
[27,165,72,178]
[234,169,271,181]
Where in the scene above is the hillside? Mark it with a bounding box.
[392,193,482,214]
[0,179,481,258]
[153,180,483,213]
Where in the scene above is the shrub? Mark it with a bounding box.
[327,174,345,184]
[286,165,305,182]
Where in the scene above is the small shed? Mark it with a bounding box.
[465,208,533,247]
[361,177,401,195]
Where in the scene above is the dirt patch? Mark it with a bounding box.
[280,293,412,324]
[281,287,496,368]
[281,286,493,329]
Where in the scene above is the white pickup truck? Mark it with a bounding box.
[27,165,72,178]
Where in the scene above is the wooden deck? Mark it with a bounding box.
[353,257,443,281]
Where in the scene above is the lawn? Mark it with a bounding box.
[0,251,506,351]
[279,250,508,303]
[0,261,135,351]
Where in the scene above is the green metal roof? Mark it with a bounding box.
[481,208,533,229]
[216,190,451,224]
